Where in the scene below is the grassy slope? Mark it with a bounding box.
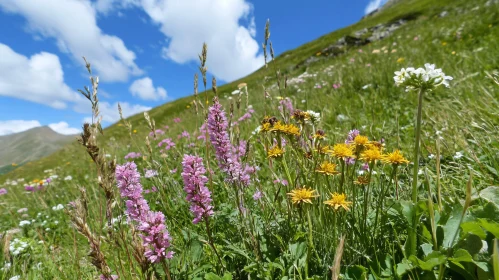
[0,127,74,175]
[1,0,497,184]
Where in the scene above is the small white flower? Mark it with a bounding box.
[418,169,424,175]
[231,89,241,95]
[362,84,371,90]
[301,99,306,103]
[52,204,64,211]
[453,152,464,159]
[64,175,72,181]
[252,126,261,135]
[9,275,20,280]
[428,154,435,159]
[19,220,31,227]
[50,175,58,179]
[306,110,321,124]
[105,154,111,158]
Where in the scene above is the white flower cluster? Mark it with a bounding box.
[306,110,321,124]
[9,238,31,256]
[394,63,453,91]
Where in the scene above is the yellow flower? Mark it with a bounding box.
[117,123,123,127]
[133,129,137,134]
[360,147,382,162]
[316,52,322,56]
[441,42,447,46]
[288,187,319,205]
[329,143,355,159]
[12,163,18,166]
[354,176,370,185]
[353,135,370,149]
[282,124,300,136]
[316,161,339,175]
[313,130,326,140]
[324,193,352,211]
[315,145,330,154]
[397,57,405,63]
[205,100,209,105]
[261,122,271,132]
[66,162,71,165]
[451,51,456,55]
[382,150,409,165]
[267,146,284,159]
[186,105,191,109]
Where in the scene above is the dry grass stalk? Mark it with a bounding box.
[331,236,345,280]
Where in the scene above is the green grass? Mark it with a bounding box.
[1,0,499,279]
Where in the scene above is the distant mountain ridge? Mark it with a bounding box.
[0,126,75,174]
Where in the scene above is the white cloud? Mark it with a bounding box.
[48,122,80,135]
[0,120,41,136]
[0,120,80,136]
[94,0,264,82]
[83,101,151,124]
[0,43,83,109]
[129,77,167,101]
[364,0,387,14]
[0,0,142,82]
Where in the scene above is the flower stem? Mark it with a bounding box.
[409,87,424,256]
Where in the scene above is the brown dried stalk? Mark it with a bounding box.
[77,58,116,235]
[66,188,112,278]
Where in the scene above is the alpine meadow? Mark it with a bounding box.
[1,0,499,279]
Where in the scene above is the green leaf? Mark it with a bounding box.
[461,221,487,239]
[396,259,412,277]
[442,205,464,248]
[221,273,233,280]
[204,272,221,280]
[450,249,473,263]
[463,234,484,255]
[346,265,367,280]
[479,186,499,207]
[392,200,415,225]
[421,243,434,257]
[409,252,446,271]
[479,219,499,238]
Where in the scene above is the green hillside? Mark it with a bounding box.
[3,0,497,183]
[1,0,499,278]
[0,126,74,175]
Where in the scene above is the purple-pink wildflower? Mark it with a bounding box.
[158,138,175,150]
[173,117,181,123]
[345,157,356,165]
[253,190,263,201]
[237,108,255,123]
[124,152,142,159]
[0,188,7,195]
[24,185,35,192]
[273,178,288,186]
[138,211,174,262]
[149,129,165,138]
[181,155,214,224]
[144,169,158,178]
[115,162,173,263]
[207,98,250,186]
[278,98,294,114]
[346,129,360,143]
[180,131,190,139]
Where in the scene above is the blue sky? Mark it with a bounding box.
[0,0,387,135]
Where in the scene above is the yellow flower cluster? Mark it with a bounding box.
[287,187,352,212]
[315,161,339,175]
[267,146,284,159]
